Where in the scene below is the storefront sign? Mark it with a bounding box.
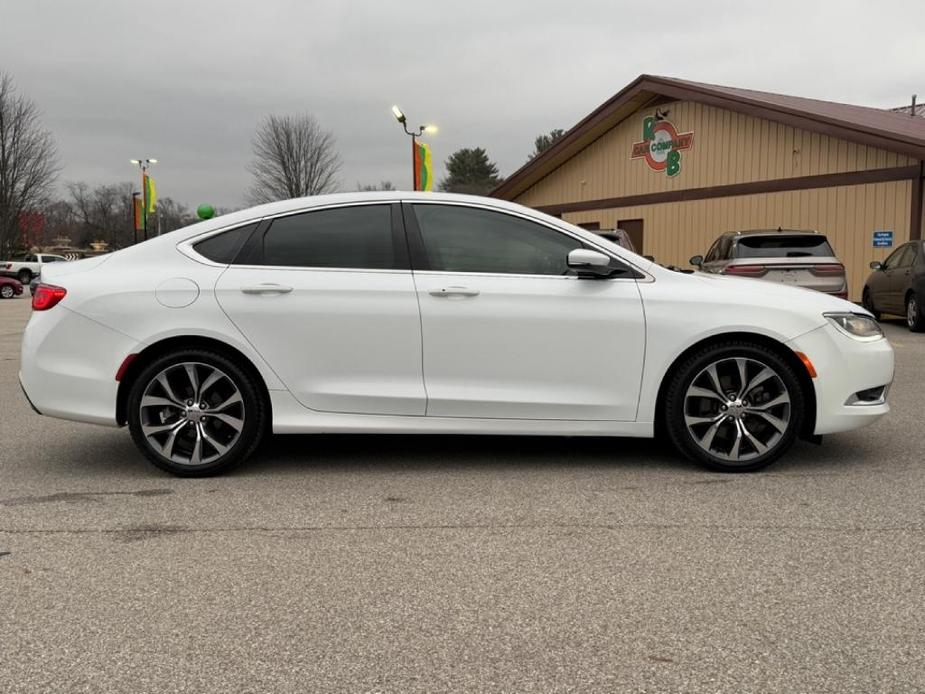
[873,230,893,247]
[631,115,694,177]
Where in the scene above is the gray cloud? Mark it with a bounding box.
[2,0,922,209]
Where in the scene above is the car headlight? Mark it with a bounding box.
[825,312,883,340]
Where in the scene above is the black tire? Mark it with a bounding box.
[127,349,267,476]
[663,341,805,473]
[0,284,13,299]
[17,269,32,284]
[862,288,881,321]
[906,292,925,332]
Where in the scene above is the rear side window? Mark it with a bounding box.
[193,223,258,264]
[734,235,834,258]
[259,205,396,269]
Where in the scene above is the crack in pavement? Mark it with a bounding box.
[0,489,174,507]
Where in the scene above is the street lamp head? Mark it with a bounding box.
[130,159,141,165]
[423,124,438,135]
[147,158,158,164]
[391,105,406,124]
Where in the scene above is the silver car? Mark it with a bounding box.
[690,229,848,298]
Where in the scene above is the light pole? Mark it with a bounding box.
[391,106,436,190]
[130,158,157,240]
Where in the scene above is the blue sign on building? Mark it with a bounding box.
[873,230,893,248]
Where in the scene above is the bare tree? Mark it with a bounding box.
[0,71,60,256]
[247,114,341,203]
[356,180,395,192]
[68,181,134,249]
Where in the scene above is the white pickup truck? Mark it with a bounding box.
[0,253,68,283]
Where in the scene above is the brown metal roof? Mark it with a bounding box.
[492,74,925,200]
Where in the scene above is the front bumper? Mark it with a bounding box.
[787,323,894,435]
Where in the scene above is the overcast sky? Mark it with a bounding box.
[1,0,923,209]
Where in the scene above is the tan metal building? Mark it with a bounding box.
[492,76,925,300]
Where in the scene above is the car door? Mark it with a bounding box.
[882,245,912,312]
[404,202,646,421]
[895,243,918,306]
[214,203,426,416]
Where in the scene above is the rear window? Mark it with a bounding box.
[734,235,834,259]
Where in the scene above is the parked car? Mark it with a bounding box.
[862,240,925,332]
[596,229,636,253]
[21,193,892,477]
[0,253,67,284]
[690,229,848,298]
[0,277,23,299]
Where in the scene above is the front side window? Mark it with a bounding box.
[895,244,916,268]
[412,204,583,275]
[882,244,909,270]
[259,205,396,269]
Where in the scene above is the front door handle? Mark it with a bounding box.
[429,286,480,297]
[241,283,293,295]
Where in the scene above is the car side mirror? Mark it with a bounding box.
[689,255,703,267]
[869,261,883,270]
[567,249,614,277]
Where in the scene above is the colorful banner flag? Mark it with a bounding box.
[144,174,157,213]
[413,141,433,192]
[133,194,144,232]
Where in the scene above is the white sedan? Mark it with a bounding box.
[20,193,893,476]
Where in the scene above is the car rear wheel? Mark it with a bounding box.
[862,288,881,321]
[0,284,13,299]
[127,350,266,476]
[906,293,924,332]
[17,269,32,284]
[664,341,805,472]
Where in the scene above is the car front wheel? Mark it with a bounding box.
[907,293,924,332]
[862,288,881,321]
[127,350,266,476]
[0,285,13,299]
[664,341,805,472]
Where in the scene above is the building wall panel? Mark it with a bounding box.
[516,101,916,209]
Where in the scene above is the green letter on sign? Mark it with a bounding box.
[643,116,655,141]
[666,150,681,176]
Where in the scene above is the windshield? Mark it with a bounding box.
[734,235,834,258]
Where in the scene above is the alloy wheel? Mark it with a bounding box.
[139,361,245,466]
[683,357,791,464]
[0,285,13,298]
[907,296,918,329]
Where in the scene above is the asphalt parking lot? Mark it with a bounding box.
[1,295,923,693]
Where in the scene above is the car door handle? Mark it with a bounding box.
[240,284,293,295]
[429,286,480,297]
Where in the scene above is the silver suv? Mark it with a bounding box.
[690,229,847,298]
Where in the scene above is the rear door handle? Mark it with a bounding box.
[429,286,480,297]
[241,283,293,295]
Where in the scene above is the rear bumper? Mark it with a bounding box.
[20,306,137,427]
[787,323,894,435]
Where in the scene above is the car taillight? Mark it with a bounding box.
[724,264,767,276]
[31,284,67,311]
[810,263,845,275]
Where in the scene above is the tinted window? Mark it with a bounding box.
[261,206,395,269]
[892,245,915,269]
[413,205,583,275]
[734,235,834,258]
[194,223,257,264]
[703,240,720,263]
[882,245,905,269]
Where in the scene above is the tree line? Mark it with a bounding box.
[0,69,567,255]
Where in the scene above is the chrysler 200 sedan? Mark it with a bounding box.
[20,193,893,476]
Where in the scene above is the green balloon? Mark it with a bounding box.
[197,204,215,220]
